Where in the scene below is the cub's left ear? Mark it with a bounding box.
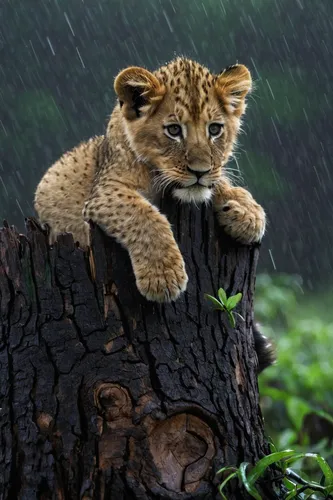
[114,66,165,120]
[215,64,252,117]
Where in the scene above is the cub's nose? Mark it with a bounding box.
[187,166,210,179]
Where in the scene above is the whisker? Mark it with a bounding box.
[152,173,177,195]
[223,169,243,179]
[224,166,242,173]
[222,169,244,186]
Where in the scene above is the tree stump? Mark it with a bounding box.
[0,197,278,499]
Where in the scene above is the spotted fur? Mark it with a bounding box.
[35,57,266,303]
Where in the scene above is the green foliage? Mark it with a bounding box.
[205,288,243,328]
[255,273,333,480]
[255,273,302,321]
[218,447,333,499]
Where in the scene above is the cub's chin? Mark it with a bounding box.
[172,185,212,204]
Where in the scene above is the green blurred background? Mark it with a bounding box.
[1,0,333,476]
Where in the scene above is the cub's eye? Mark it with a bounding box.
[164,124,183,139]
[208,123,224,138]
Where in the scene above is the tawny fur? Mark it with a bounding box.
[35,57,266,303]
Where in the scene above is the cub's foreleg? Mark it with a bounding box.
[83,181,188,302]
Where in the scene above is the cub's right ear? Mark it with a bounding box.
[114,66,165,120]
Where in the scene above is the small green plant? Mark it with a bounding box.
[218,446,333,499]
[205,288,243,328]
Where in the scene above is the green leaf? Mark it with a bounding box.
[284,455,309,471]
[315,455,333,486]
[283,477,297,492]
[285,452,328,469]
[285,486,302,500]
[227,310,236,328]
[239,462,262,500]
[247,450,296,485]
[205,294,224,310]
[218,288,228,305]
[226,292,243,310]
[268,438,278,454]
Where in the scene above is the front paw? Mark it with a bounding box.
[134,253,188,303]
[217,199,266,244]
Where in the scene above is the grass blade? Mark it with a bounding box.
[218,471,238,499]
[315,455,333,485]
[239,462,262,500]
[247,450,296,485]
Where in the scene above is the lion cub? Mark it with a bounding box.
[35,58,265,303]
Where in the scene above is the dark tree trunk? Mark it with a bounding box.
[0,197,281,500]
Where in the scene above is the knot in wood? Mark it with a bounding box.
[95,383,132,421]
[146,413,215,494]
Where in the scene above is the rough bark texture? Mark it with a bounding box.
[0,198,277,499]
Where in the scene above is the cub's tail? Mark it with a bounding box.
[253,322,276,374]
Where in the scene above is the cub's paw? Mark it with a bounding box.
[134,254,188,303]
[217,199,266,244]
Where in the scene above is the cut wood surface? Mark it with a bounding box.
[0,198,279,499]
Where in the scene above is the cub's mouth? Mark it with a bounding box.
[151,167,214,204]
[172,185,212,204]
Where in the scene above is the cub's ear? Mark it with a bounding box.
[215,64,252,117]
[114,66,165,120]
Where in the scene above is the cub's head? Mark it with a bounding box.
[114,57,252,203]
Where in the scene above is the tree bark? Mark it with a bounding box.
[0,197,279,499]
